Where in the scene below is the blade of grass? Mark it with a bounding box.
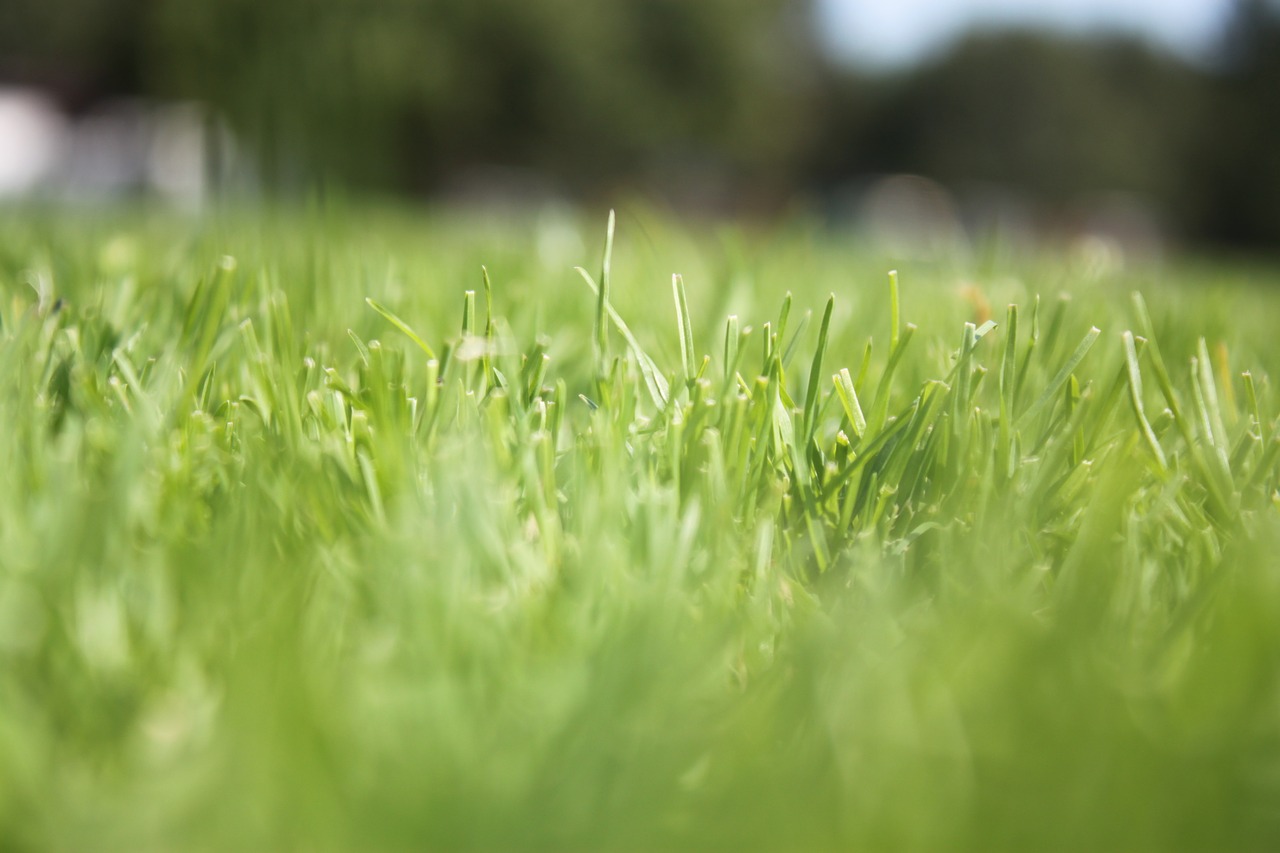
[366,297,437,360]
[595,209,616,373]
[576,267,670,409]
[804,295,835,444]
[1124,330,1168,472]
[673,274,695,387]
[1017,325,1101,428]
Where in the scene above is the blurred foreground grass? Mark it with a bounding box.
[1,204,1279,850]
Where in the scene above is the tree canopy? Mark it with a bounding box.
[2,0,1277,248]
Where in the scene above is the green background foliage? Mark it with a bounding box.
[3,0,1279,246]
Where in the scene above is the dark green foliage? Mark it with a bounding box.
[5,1,1279,246]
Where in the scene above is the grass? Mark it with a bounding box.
[1,203,1279,850]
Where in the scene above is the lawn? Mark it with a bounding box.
[1,203,1278,850]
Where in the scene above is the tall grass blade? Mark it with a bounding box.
[366,297,437,360]
[1018,326,1101,427]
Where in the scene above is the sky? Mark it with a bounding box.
[815,0,1237,68]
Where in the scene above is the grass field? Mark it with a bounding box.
[1,203,1279,850]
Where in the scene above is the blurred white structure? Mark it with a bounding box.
[827,172,1165,264]
[0,86,245,205]
[857,173,968,259]
[0,87,67,196]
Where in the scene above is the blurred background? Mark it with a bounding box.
[0,0,1277,252]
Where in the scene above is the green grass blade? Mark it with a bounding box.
[888,269,901,351]
[833,368,868,440]
[998,303,1019,475]
[576,266,670,409]
[673,274,695,386]
[804,295,835,443]
[366,297,437,360]
[595,209,616,372]
[866,323,917,438]
[1018,326,1101,428]
[1124,330,1168,472]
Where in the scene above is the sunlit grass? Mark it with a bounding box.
[1,204,1278,850]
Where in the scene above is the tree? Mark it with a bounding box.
[808,31,1209,231]
[143,0,819,193]
[1192,0,1280,245]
